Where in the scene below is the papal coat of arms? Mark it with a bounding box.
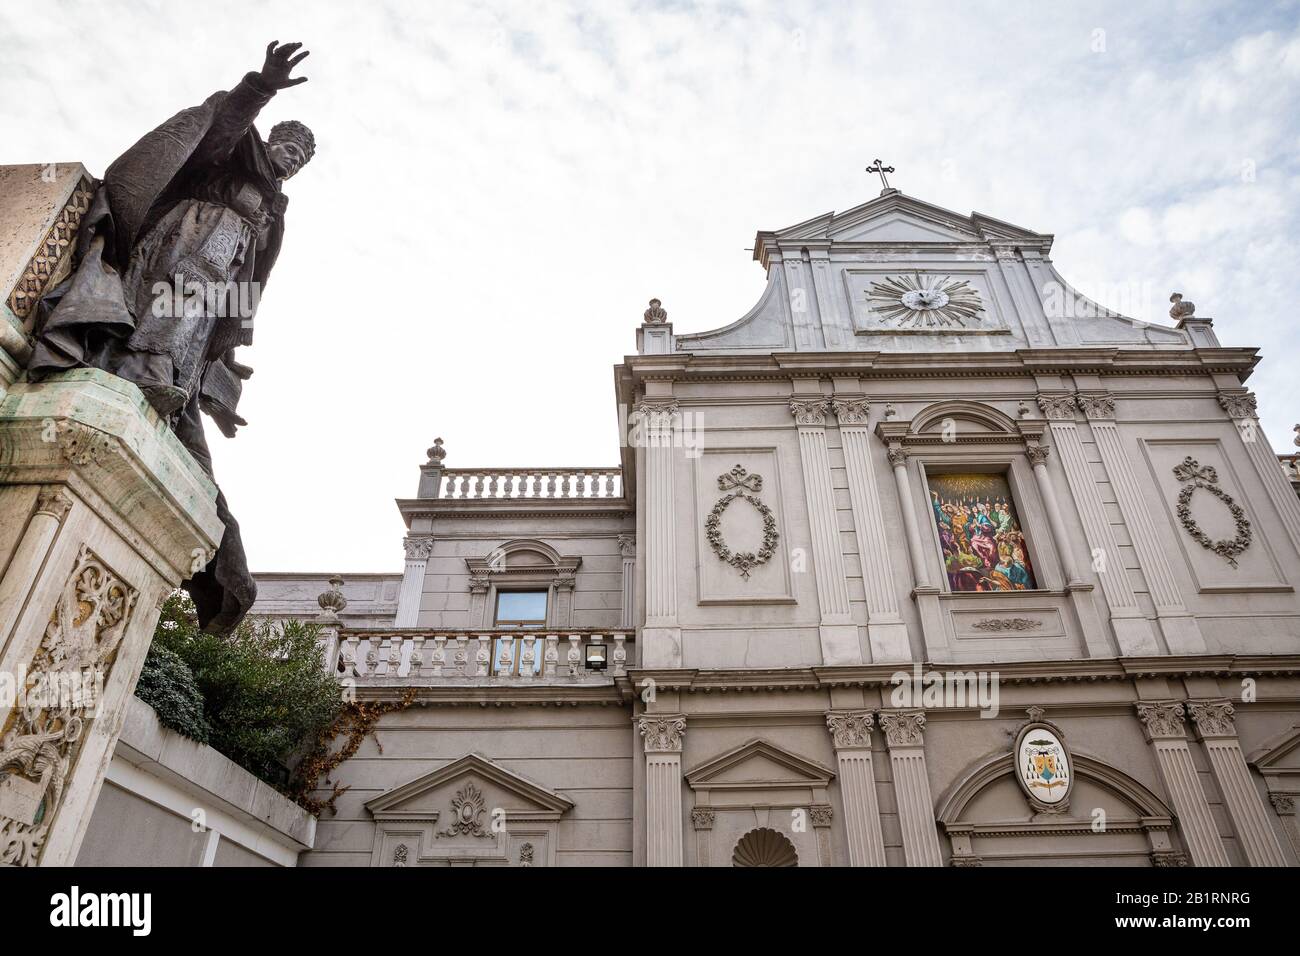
[1014,724,1072,810]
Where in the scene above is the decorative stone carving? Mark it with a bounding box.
[690,807,715,830]
[316,575,347,617]
[885,444,908,468]
[865,274,984,328]
[951,855,984,867]
[34,487,73,521]
[705,465,779,580]
[732,827,798,867]
[1036,394,1076,421]
[1168,292,1195,320]
[1025,705,1046,723]
[436,781,492,839]
[426,437,446,464]
[392,843,409,866]
[55,420,114,466]
[1217,392,1258,420]
[643,298,668,324]
[1076,393,1116,420]
[1187,700,1236,739]
[6,175,95,321]
[790,399,831,426]
[618,534,636,558]
[403,536,434,560]
[1269,793,1296,815]
[0,545,138,867]
[1172,456,1252,568]
[971,617,1042,632]
[1151,850,1190,867]
[1025,443,1050,466]
[518,842,535,866]
[552,575,576,591]
[468,576,490,594]
[879,711,926,747]
[632,400,680,431]
[809,804,833,828]
[1135,701,1186,740]
[638,715,686,753]
[830,398,871,426]
[826,710,875,749]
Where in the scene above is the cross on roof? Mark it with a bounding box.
[866,158,895,191]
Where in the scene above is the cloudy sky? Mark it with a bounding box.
[4,1,1299,574]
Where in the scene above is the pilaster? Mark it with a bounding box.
[1217,390,1300,558]
[1135,701,1229,866]
[638,714,686,867]
[1082,394,1205,654]
[638,400,681,665]
[878,710,943,866]
[394,535,433,627]
[831,398,910,662]
[790,394,859,665]
[618,534,636,629]
[1187,699,1288,867]
[825,710,887,866]
[1038,394,1159,656]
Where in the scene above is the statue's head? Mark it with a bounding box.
[268,120,316,180]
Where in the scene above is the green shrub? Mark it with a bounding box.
[134,644,212,744]
[137,592,343,790]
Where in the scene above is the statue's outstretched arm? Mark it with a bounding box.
[193,41,310,166]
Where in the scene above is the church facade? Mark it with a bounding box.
[254,188,1300,867]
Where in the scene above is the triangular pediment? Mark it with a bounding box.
[1248,724,1300,774]
[686,739,835,791]
[365,752,573,820]
[766,192,1048,247]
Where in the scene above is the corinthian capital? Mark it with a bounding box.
[878,710,927,748]
[1036,394,1076,421]
[1135,701,1186,740]
[826,710,875,749]
[790,399,831,427]
[1217,392,1258,420]
[830,398,871,426]
[1187,699,1237,739]
[632,400,680,430]
[638,714,686,753]
[1076,393,1116,420]
[403,535,434,560]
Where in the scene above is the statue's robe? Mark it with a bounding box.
[27,73,292,634]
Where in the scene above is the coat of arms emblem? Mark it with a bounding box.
[1014,722,1072,812]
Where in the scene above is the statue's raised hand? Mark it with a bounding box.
[258,41,309,90]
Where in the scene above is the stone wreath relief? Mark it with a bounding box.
[705,465,780,579]
[1172,456,1252,568]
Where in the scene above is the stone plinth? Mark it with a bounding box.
[0,368,222,865]
[0,164,95,395]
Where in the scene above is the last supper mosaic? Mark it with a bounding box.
[927,473,1036,591]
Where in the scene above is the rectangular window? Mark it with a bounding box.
[492,590,548,675]
[926,472,1037,592]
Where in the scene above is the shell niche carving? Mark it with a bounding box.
[732,827,798,867]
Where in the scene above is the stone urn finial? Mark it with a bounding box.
[643,298,667,324]
[1169,292,1195,320]
[426,437,446,464]
[317,575,347,619]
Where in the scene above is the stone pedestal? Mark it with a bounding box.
[0,369,222,865]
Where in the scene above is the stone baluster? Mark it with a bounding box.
[520,636,537,681]
[497,636,514,678]
[567,634,581,676]
[430,636,447,677]
[474,636,490,677]
[339,635,359,677]
[362,636,379,678]
[612,634,627,676]
[453,636,469,676]
[544,635,559,677]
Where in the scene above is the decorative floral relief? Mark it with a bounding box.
[971,617,1042,632]
[0,546,137,867]
[705,465,779,580]
[436,781,492,839]
[1172,457,1252,568]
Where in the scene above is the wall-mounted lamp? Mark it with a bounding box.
[585,640,607,671]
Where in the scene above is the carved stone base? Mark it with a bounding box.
[0,369,221,865]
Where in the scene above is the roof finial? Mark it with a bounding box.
[1169,292,1195,320]
[643,298,668,324]
[866,158,896,195]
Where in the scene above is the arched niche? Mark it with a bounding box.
[936,750,1183,866]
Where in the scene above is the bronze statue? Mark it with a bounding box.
[27,41,315,633]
